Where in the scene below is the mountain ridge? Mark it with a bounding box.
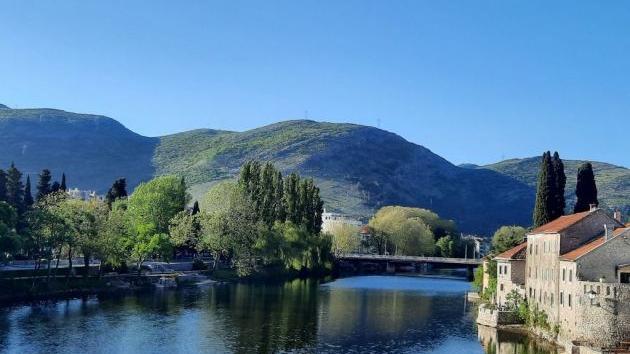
[0,105,626,234]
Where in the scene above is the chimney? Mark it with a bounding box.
[604,224,614,242]
[589,204,598,212]
[613,210,623,223]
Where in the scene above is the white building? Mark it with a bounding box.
[321,209,362,234]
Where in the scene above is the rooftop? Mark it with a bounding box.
[495,242,527,261]
[530,211,592,234]
[561,227,629,261]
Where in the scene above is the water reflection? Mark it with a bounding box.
[478,325,558,354]
[0,276,556,354]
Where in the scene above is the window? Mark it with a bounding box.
[562,269,566,281]
[560,292,564,305]
[606,287,610,296]
[500,284,504,291]
[568,294,572,308]
[529,288,532,298]
[529,267,531,278]
[569,270,573,282]
[551,293,554,306]
[535,244,538,255]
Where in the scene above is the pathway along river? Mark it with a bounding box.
[0,275,557,354]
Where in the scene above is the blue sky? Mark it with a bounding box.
[1,1,629,167]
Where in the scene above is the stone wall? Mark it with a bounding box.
[476,304,523,327]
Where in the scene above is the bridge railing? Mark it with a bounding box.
[337,253,482,265]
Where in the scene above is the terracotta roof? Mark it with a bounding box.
[561,227,629,261]
[495,242,527,260]
[530,211,592,234]
[561,236,606,261]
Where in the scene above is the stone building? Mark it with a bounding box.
[321,210,362,234]
[488,208,630,349]
[495,242,527,307]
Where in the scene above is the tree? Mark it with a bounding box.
[5,163,24,214]
[191,200,200,215]
[168,210,201,251]
[105,178,128,207]
[127,176,189,234]
[0,169,7,202]
[533,152,555,227]
[574,162,598,213]
[551,152,566,219]
[368,206,438,256]
[23,175,34,208]
[36,169,53,201]
[58,198,109,277]
[124,222,172,275]
[491,226,527,254]
[330,223,360,256]
[0,202,19,263]
[435,236,455,257]
[60,173,67,191]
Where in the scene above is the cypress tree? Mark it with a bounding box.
[259,162,276,228]
[533,152,555,227]
[0,169,7,202]
[36,169,52,200]
[191,200,200,215]
[23,175,34,207]
[5,163,24,213]
[105,178,128,207]
[312,186,324,234]
[60,173,67,191]
[574,162,598,213]
[551,151,566,219]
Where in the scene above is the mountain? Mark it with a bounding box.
[0,105,544,235]
[0,107,157,193]
[482,157,630,214]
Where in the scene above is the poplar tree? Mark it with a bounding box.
[36,169,52,200]
[574,162,598,213]
[533,152,555,227]
[551,151,566,219]
[284,173,301,225]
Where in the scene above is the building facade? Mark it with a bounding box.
[493,208,630,348]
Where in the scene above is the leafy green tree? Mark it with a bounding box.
[98,199,131,270]
[168,210,201,251]
[58,198,109,276]
[0,202,19,263]
[124,222,172,275]
[369,206,437,256]
[127,175,189,234]
[533,152,555,227]
[574,162,598,213]
[36,169,53,201]
[5,163,24,214]
[23,175,34,208]
[105,178,128,207]
[284,173,301,225]
[330,223,360,256]
[551,152,566,219]
[491,226,527,254]
[435,236,455,257]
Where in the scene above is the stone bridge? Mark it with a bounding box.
[336,254,482,279]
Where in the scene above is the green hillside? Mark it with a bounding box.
[0,105,544,234]
[482,157,630,213]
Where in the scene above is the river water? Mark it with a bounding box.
[0,275,556,354]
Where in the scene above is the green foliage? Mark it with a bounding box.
[330,223,360,256]
[574,162,598,213]
[105,178,128,207]
[472,265,484,292]
[491,226,527,254]
[168,210,201,249]
[5,163,24,214]
[127,175,189,234]
[368,206,459,256]
[552,152,566,218]
[0,202,19,263]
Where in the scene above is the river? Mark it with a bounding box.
[0,275,556,354]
